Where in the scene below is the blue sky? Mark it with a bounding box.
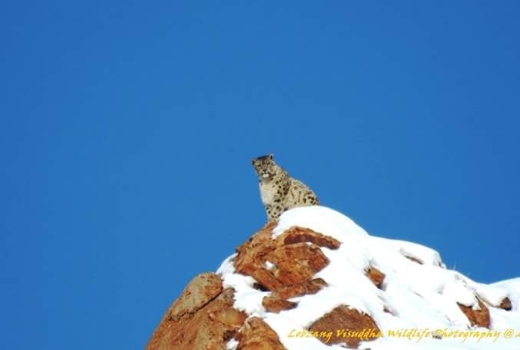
[1,1,519,349]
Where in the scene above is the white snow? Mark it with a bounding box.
[217,206,520,350]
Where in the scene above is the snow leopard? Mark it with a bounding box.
[251,154,319,222]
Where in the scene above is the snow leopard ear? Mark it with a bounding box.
[268,154,274,160]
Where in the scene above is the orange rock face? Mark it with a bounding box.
[147,223,382,349]
[147,273,246,350]
[457,298,490,328]
[365,266,385,289]
[277,226,341,249]
[267,243,330,285]
[499,297,512,311]
[308,305,382,348]
[237,317,285,350]
[234,224,340,313]
[272,278,328,299]
[167,272,223,321]
[234,225,339,290]
[262,295,298,313]
[234,222,281,290]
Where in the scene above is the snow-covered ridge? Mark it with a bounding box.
[218,206,520,350]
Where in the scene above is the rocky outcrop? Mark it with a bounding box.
[457,297,490,328]
[146,273,244,350]
[147,223,350,349]
[147,218,514,350]
[499,297,512,311]
[234,224,340,313]
[272,278,328,300]
[262,295,298,313]
[146,272,284,350]
[236,317,286,350]
[308,305,381,348]
[365,266,385,289]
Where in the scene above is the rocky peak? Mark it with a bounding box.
[147,206,520,350]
